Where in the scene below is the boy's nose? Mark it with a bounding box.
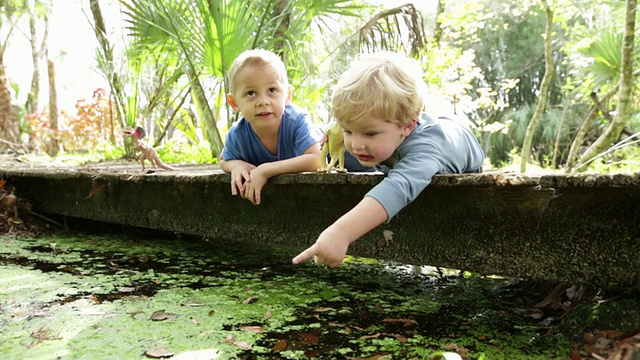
[350,136,366,151]
[256,94,270,106]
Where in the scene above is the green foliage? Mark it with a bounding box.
[156,137,217,164]
[25,88,121,154]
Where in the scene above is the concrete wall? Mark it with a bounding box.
[2,165,640,287]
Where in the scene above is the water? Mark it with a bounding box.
[0,227,587,359]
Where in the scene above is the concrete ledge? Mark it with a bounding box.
[2,163,640,287]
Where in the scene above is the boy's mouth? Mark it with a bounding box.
[256,111,272,117]
[355,154,374,162]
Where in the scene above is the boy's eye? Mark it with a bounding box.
[268,87,278,94]
[246,90,256,96]
[343,130,352,135]
[364,132,378,137]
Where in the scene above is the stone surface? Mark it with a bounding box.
[1,158,639,287]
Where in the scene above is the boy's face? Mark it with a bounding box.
[341,117,415,167]
[227,63,292,130]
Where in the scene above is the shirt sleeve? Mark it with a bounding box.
[366,142,442,221]
[220,127,241,161]
[291,113,319,155]
[365,119,484,221]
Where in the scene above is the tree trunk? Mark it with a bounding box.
[272,0,291,61]
[47,59,59,157]
[188,68,224,158]
[575,0,636,171]
[0,47,19,151]
[551,94,569,169]
[433,0,445,47]
[26,11,48,114]
[520,1,554,173]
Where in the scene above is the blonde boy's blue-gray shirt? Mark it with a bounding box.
[366,112,484,221]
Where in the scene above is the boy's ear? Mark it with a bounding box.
[226,94,240,111]
[401,118,418,137]
[285,85,293,105]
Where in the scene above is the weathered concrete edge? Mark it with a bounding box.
[2,166,640,288]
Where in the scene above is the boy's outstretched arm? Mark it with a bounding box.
[220,159,256,197]
[292,196,388,266]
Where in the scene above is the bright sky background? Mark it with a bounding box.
[7,0,122,112]
[7,0,433,113]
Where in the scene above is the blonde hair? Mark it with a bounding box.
[331,52,425,126]
[227,49,289,94]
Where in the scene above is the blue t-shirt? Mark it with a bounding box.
[221,105,319,165]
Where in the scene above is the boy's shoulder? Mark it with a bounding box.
[284,104,309,120]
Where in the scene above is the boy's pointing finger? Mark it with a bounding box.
[292,246,316,265]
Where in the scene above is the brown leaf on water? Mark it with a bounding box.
[359,333,407,343]
[145,347,174,358]
[298,333,319,344]
[313,307,335,313]
[240,326,263,333]
[242,296,259,304]
[150,309,179,321]
[130,310,145,320]
[224,335,252,350]
[569,346,582,360]
[381,317,418,327]
[273,339,288,352]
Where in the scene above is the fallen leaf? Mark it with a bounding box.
[240,326,263,333]
[264,310,272,319]
[130,310,145,320]
[381,317,418,327]
[145,347,174,358]
[298,333,319,344]
[183,301,206,307]
[313,307,335,313]
[224,335,252,350]
[150,309,179,321]
[273,339,288,352]
[242,296,259,304]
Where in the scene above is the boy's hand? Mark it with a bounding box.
[230,164,256,197]
[292,230,351,267]
[242,167,269,205]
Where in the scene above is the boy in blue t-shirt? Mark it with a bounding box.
[220,49,321,205]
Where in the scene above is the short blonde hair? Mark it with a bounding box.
[227,49,288,94]
[331,52,425,126]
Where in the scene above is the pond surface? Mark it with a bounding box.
[0,227,617,359]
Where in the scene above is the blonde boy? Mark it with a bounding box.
[220,49,321,205]
[293,52,484,267]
